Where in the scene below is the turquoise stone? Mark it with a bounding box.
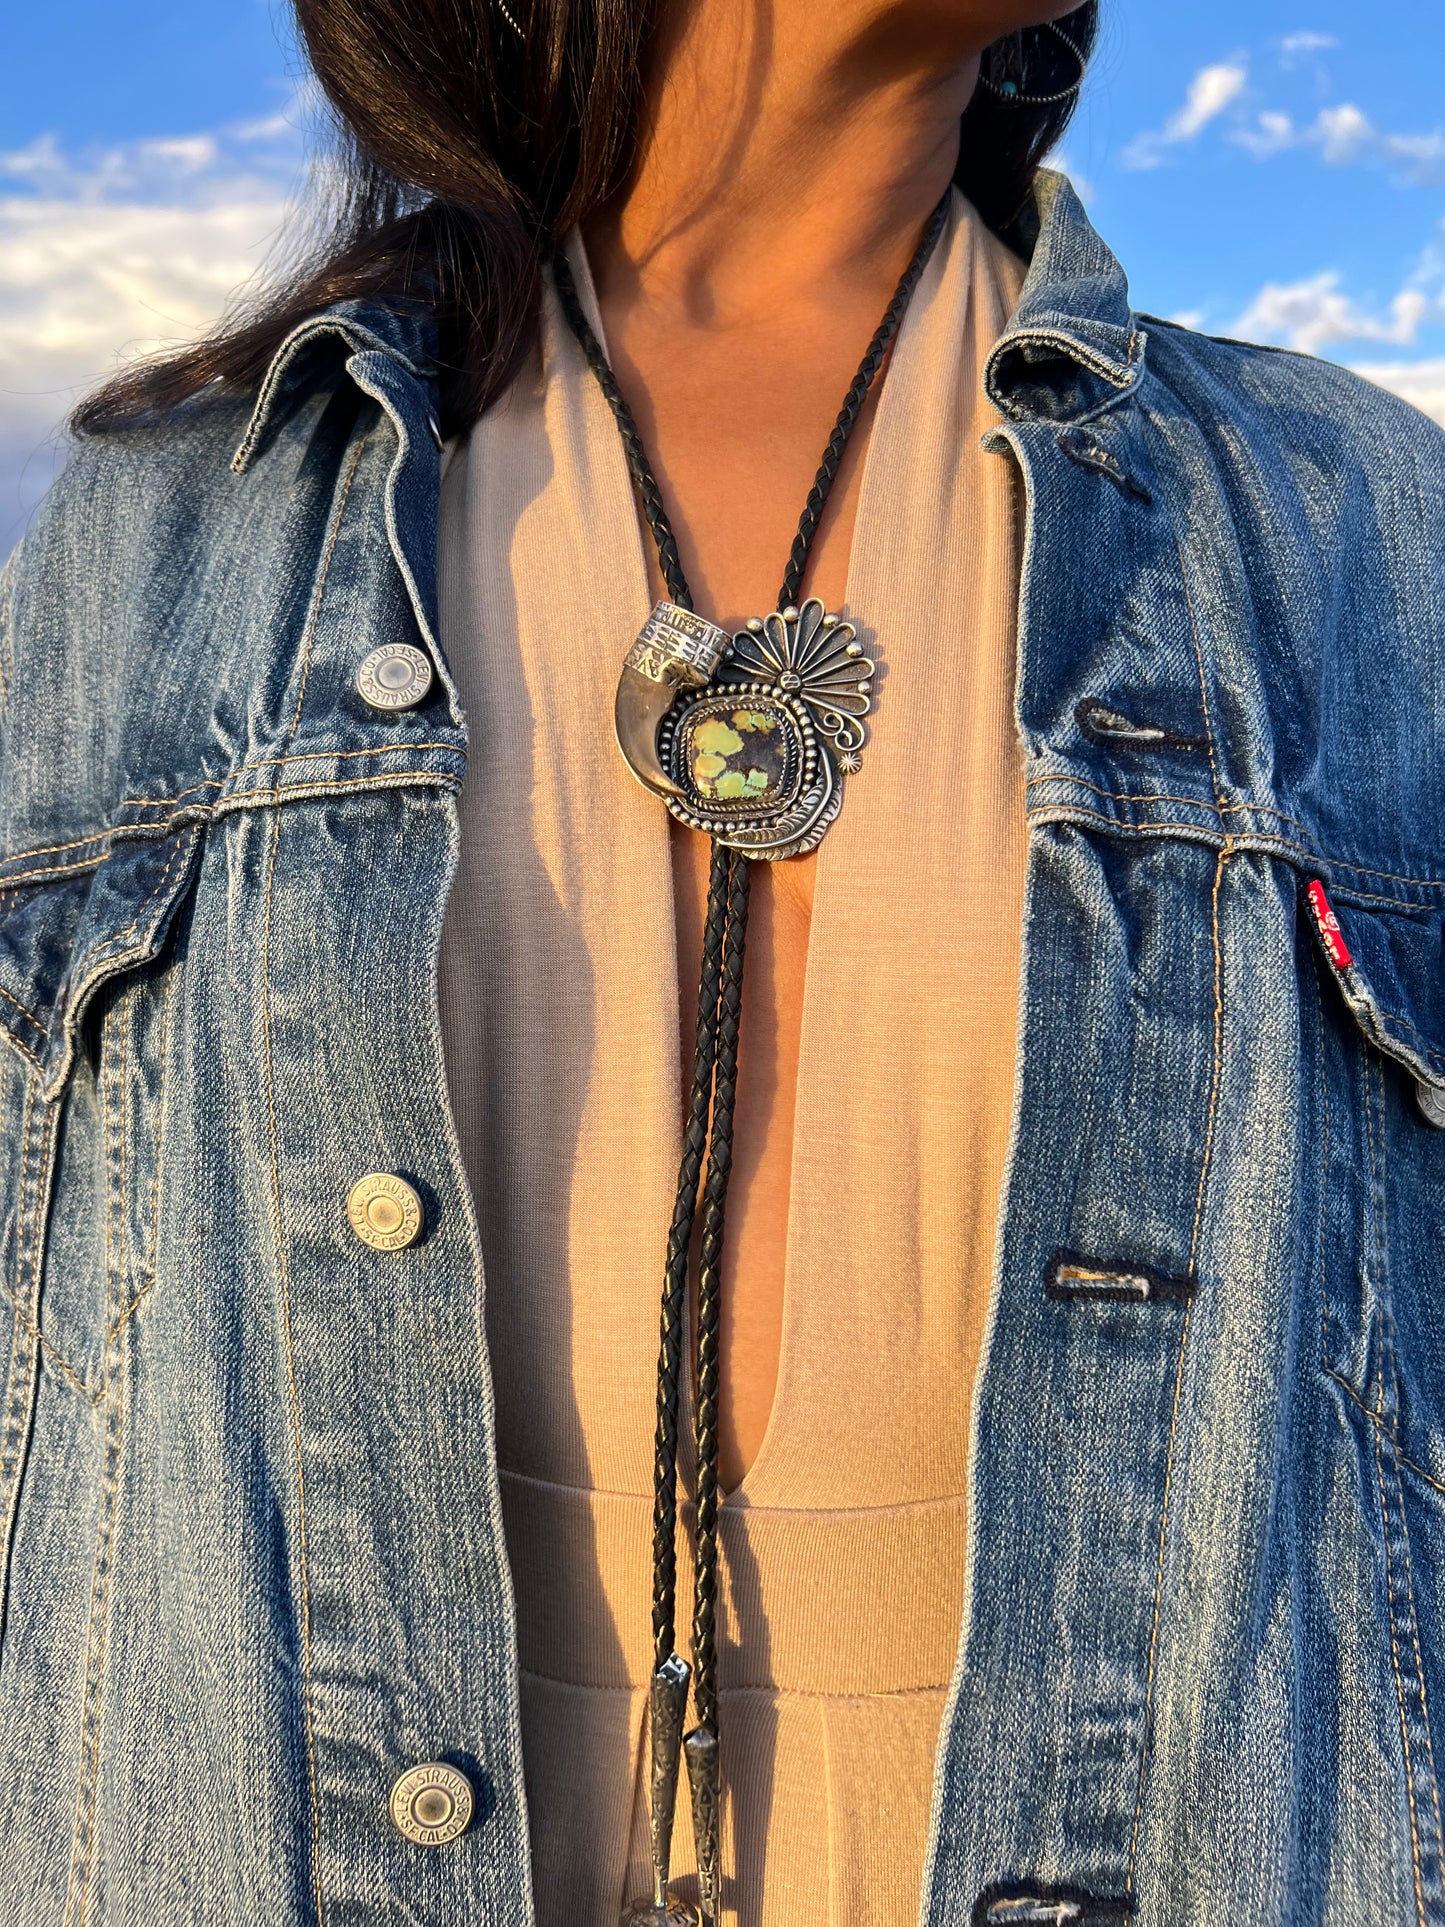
[684,704,791,807]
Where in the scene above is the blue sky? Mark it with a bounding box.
[3,1,1444,552]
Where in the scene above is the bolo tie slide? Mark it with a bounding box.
[553,191,948,1927]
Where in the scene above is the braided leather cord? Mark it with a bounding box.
[651,840,731,1670]
[550,249,693,610]
[554,193,949,620]
[555,198,952,1907]
[691,849,752,1731]
[776,191,950,610]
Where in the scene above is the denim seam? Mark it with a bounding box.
[124,741,465,808]
[0,1090,57,1649]
[289,426,372,744]
[0,761,464,885]
[1126,844,1225,1894]
[109,957,180,1339]
[230,319,430,475]
[1028,773,1318,843]
[103,981,130,1334]
[209,773,460,816]
[1027,802,1445,904]
[1378,1065,1445,1891]
[1365,1003,1445,1070]
[0,1080,38,1615]
[1026,775,1219,815]
[1393,1385,1445,1866]
[66,836,193,993]
[260,803,326,1927]
[0,986,44,1063]
[0,1275,99,1405]
[1376,1405,1430,1925]
[990,325,1145,423]
[1359,1050,1434,1918]
[1331,887,1441,911]
[66,1358,125,1927]
[1324,1367,1445,1499]
[64,1011,131,1927]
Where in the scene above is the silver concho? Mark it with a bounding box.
[650,598,874,862]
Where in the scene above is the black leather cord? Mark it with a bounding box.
[557,196,951,1911]
[777,192,949,610]
[551,251,693,611]
[650,838,731,1671]
[552,190,949,621]
[691,848,752,1731]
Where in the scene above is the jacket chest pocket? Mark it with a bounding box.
[0,828,202,1413]
[1305,881,1445,1483]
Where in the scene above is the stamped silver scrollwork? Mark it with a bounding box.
[613,594,875,861]
[627,603,731,688]
[725,598,874,755]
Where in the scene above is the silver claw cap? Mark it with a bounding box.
[615,604,729,798]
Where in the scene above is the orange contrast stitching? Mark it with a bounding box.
[260,804,326,1927]
[1325,1365,1445,1500]
[1376,1055,1445,1866]
[1126,842,1227,1894]
[0,979,45,1035]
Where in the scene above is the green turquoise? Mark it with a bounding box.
[686,705,790,806]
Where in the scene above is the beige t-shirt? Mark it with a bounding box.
[437,190,1028,1927]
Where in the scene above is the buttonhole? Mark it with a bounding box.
[1045,1250,1196,1304]
[977,1888,1133,1927]
[1057,426,1153,503]
[1075,698,1208,755]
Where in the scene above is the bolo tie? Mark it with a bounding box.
[552,191,949,1927]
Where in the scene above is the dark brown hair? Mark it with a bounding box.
[72,1,1098,442]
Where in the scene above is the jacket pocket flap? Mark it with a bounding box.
[1305,878,1445,1094]
[0,828,202,1096]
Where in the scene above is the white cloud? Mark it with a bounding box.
[1278,31,1339,64]
[1229,101,1445,184]
[1233,111,1298,159]
[1169,64,1250,142]
[1230,270,1435,357]
[1351,358,1445,428]
[1315,103,1372,165]
[0,125,304,553]
[1124,61,1249,170]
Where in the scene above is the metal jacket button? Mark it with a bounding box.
[357,642,433,711]
[1418,1081,1445,1129]
[390,1762,473,1845]
[348,1174,423,1251]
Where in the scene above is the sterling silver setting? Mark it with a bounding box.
[615,597,875,862]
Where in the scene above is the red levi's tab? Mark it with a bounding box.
[1306,880,1353,970]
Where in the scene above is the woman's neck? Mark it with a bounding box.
[585,1,986,328]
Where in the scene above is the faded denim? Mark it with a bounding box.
[2,170,1445,1925]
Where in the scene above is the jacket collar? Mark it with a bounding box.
[985,168,1147,422]
[231,296,439,474]
[231,165,1144,471]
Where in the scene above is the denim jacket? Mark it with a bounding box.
[3,169,1445,1926]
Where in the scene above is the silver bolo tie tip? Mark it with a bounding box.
[684,1725,722,1927]
[620,1653,699,1927]
[615,603,732,800]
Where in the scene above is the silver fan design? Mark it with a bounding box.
[724,598,875,755]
